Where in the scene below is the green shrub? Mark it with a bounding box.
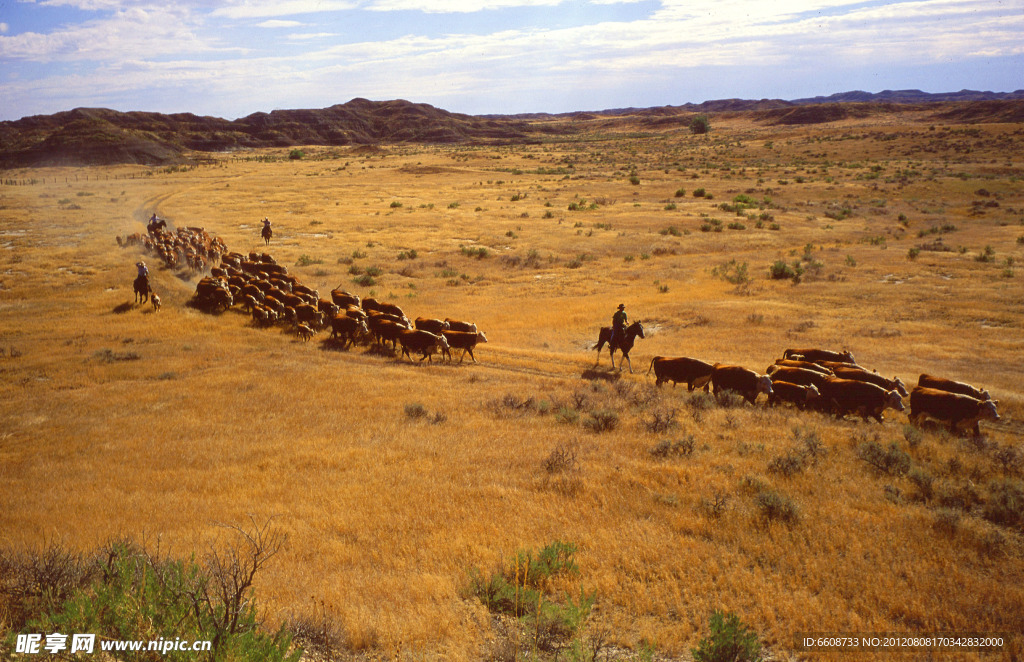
[690,114,711,135]
[20,523,298,662]
[756,490,799,526]
[982,478,1024,527]
[583,409,619,433]
[693,188,707,198]
[857,440,910,476]
[674,187,686,197]
[288,149,304,160]
[466,542,594,651]
[389,201,402,208]
[692,610,763,662]
[769,260,803,282]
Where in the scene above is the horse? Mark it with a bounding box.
[147,219,166,234]
[261,225,272,246]
[593,320,645,373]
[133,275,151,304]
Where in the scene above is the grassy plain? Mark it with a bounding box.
[2,110,1024,660]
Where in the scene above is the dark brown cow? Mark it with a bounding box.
[445,318,478,333]
[415,317,450,335]
[294,303,324,329]
[769,359,834,376]
[767,381,820,409]
[361,297,383,313]
[910,387,999,435]
[368,311,409,328]
[832,366,909,397]
[814,360,866,372]
[819,378,905,423]
[441,330,488,363]
[646,356,715,391]
[369,319,405,350]
[783,348,856,364]
[318,298,340,317]
[769,366,833,390]
[398,329,449,363]
[331,288,360,308]
[918,374,991,401]
[378,302,407,321]
[710,364,774,405]
[329,315,368,349]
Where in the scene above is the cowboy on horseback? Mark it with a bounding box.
[610,303,627,346]
[136,261,149,279]
[261,217,272,245]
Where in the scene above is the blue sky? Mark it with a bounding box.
[0,0,1021,121]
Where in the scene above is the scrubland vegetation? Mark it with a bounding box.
[1,109,1023,660]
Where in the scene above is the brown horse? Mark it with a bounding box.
[133,275,151,304]
[593,320,645,373]
[261,224,272,246]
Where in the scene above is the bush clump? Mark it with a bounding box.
[692,610,763,662]
[467,542,595,652]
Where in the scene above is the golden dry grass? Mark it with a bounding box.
[2,111,1023,660]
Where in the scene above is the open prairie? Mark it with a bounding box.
[2,110,1023,660]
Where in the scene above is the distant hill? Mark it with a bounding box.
[3,91,1023,167]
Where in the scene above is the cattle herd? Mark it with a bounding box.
[123,223,1001,436]
[122,223,488,364]
[648,348,1001,435]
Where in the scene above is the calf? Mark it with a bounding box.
[647,356,715,391]
[150,293,161,312]
[767,381,820,409]
[910,386,999,436]
[820,378,905,423]
[296,323,315,342]
[710,364,773,405]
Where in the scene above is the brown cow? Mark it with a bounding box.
[415,317,450,335]
[710,364,773,405]
[769,359,834,376]
[329,314,368,349]
[441,330,488,363]
[918,374,991,401]
[647,356,715,391]
[445,318,478,333]
[398,329,449,363]
[767,381,820,409]
[819,378,904,423]
[910,386,999,435]
[783,348,856,364]
[832,366,909,397]
[331,288,360,308]
[769,366,833,391]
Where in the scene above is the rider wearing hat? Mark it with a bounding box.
[136,261,149,279]
[610,303,627,346]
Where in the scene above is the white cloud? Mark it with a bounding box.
[212,0,358,19]
[287,32,337,39]
[0,5,230,62]
[257,20,304,28]
[365,0,562,12]
[0,23,9,34]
